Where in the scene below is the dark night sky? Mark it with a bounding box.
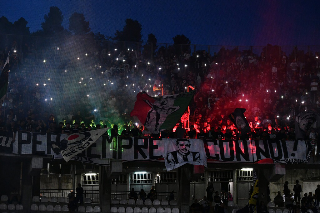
[1,0,320,46]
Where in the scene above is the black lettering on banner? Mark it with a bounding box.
[134,137,148,159]
[203,139,212,159]
[18,132,32,154]
[118,137,133,159]
[32,133,46,155]
[208,140,220,160]
[101,135,107,158]
[220,140,234,161]
[268,140,283,161]
[149,138,161,159]
[281,140,289,159]
[0,135,13,154]
[255,140,270,160]
[235,140,249,161]
[87,141,101,159]
[46,133,60,155]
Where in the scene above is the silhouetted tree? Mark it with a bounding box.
[172,34,191,56]
[69,12,90,35]
[13,18,30,35]
[0,16,13,34]
[114,19,142,42]
[41,6,64,35]
[143,33,157,60]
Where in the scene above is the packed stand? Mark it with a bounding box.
[0,38,319,145]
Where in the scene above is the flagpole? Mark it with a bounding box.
[161,84,163,96]
[1,52,10,123]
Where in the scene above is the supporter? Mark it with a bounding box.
[148,186,157,201]
[187,125,197,139]
[62,122,72,134]
[175,123,186,138]
[139,189,146,202]
[274,191,284,207]
[129,188,138,200]
[190,199,202,213]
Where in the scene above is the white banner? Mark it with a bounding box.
[59,129,107,162]
[0,132,312,170]
[164,139,207,171]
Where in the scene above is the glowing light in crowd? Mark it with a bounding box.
[77,57,80,60]
[36,83,39,86]
[45,99,47,101]
[212,89,214,92]
[50,98,53,101]
[197,55,199,58]
[108,53,111,56]
[239,99,242,102]
[316,56,319,59]
[87,95,90,97]
[148,79,151,81]
[94,109,97,112]
[13,49,17,53]
[85,53,88,56]
[116,58,118,61]
[281,96,284,99]
[185,64,188,67]
[56,47,59,50]
[79,82,82,84]
[302,101,305,104]
[114,49,117,51]
[274,90,276,93]
[65,70,67,72]
[277,115,279,118]
[43,60,46,63]
[147,62,150,65]
[215,62,218,65]
[43,83,46,86]
[48,78,50,81]
[246,99,248,102]
[266,89,269,93]
[90,78,92,80]
[226,81,228,84]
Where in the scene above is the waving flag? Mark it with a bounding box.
[57,129,107,162]
[130,92,194,134]
[229,108,250,138]
[0,54,9,103]
[295,112,317,140]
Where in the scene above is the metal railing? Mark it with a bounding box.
[111,191,175,201]
[40,189,100,203]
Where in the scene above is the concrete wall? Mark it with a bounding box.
[269,168,320,201]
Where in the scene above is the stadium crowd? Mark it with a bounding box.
[0,38,320,145]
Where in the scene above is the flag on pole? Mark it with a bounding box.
[0,54,9,103]
[295,112,317,139]
[130,92,194,134]
[57,129,108,162]
[229,108,250,138]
